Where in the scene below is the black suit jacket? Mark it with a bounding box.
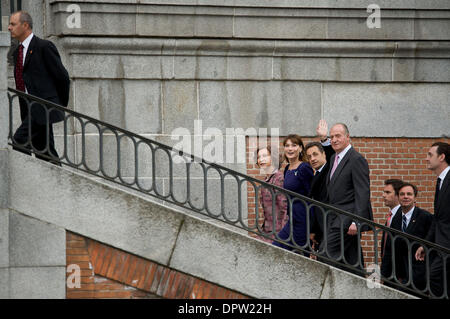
[326,146,373,231]
[380,206,401,279]
[388,207,432,285]
[13,35,70,124]
[381,206,401,254]
[309,145,334,240]
[426,169,450,249]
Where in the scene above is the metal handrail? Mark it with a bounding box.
[7,87,450,299]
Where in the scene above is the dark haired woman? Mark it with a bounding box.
[273,134,313,252]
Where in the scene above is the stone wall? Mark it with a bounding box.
[1,30,66,299]
[2,0,449,298]
[14,1,443,232]
[5,2,450,135]
[0,30,10,299]
[31,0,449,154]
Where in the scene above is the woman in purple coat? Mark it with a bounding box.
[273,134,313,251]
[255,146,288,243]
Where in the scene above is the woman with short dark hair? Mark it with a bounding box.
[273,135,313,252]
[255,146,288,243]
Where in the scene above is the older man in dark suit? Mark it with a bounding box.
[416,142,450,298]
[320,123,373,272]
[8,11,70,163]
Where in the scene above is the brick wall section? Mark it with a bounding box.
[246,137,450,265]
[66,232,250,299]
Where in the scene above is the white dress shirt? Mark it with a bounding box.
[401,206,415,230]
[20,33,34,66]
[19,33,34,94]
[438,166,450,189]
[335,144,352,165]
[317,163,325,174]
[389,204,401,227]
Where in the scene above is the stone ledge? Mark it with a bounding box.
[48,1,450,40]
[49,0,450,11]
[58,38,450,83]
[60,38,450,59]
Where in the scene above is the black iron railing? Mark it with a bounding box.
[7,87,450,299]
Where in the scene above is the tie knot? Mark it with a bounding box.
[334,155,339,164]
[436,177,442,190]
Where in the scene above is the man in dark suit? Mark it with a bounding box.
[8,11,70,163]
[389,183,432,291]
[380,179,403,282]
[320,123,373,272]
[416,142,450,298]
[305,120,335,252]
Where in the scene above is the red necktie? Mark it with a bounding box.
[15,44,25,92]
[382,211,392,257]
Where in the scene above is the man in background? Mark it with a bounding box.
[8,10,70,164]
[380,178,403,282]
[416,142,450,297]
[391,183,432,291]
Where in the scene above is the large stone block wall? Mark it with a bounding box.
[5,1,449,134]
[4,0,449,251]
[1,27,66,299]
[2,1,450,298]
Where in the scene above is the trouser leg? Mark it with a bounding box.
[429,254,449,298]
[12,116,32,155]
[12,117,59,163]
[320,228,365,276]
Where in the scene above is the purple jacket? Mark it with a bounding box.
[258,170,288,242]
